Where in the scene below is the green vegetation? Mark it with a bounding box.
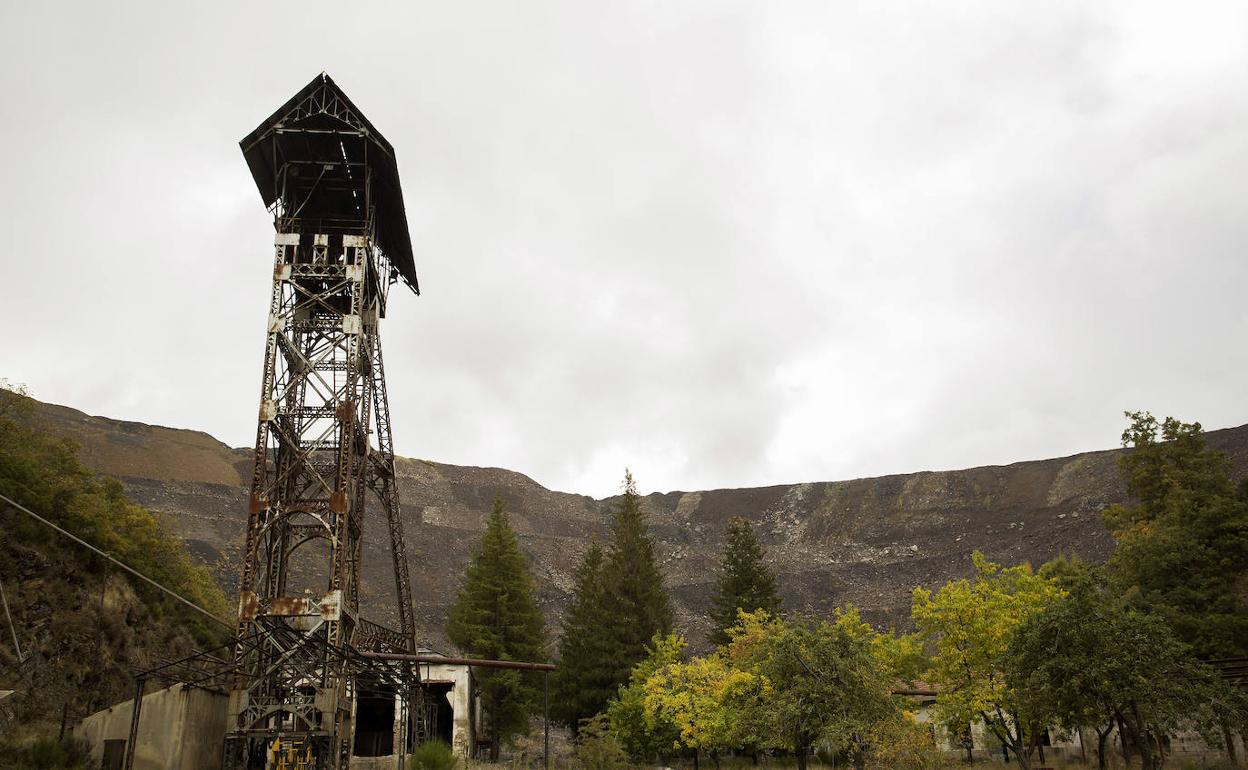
[553,470,674,732]
[1003,558,1235,770]
[0,385,229,638]
[708,517,780,647]
[912,553,1063,770]
[607,633,686,760]
[550,540,617,729]
[601,470,674,682]
[408,739,458,770]
[571,714,632,770]
[0,383,231,739]
[597,609,919,770]
[445,496,547,760]
[1103,411,1248,659]
[554,413,1247,770]
[0,737,90,770]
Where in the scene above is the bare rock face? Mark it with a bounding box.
[28,399,1248,652]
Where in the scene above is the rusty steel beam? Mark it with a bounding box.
[359,652,556,672]
[225,74,422,770]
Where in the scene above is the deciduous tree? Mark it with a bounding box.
[1103,411,1248,659]
[642,652,757,767]
[725,611,895,770]
[911,552,1062,770]
[607,633,685,762]
[1004,559,1243,770]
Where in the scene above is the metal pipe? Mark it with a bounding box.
[359,652,555,672]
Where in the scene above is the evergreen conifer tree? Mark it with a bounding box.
[601,470,673,687]
[446,496,547,760]
[550,540,618,729]
[708,516,780,646]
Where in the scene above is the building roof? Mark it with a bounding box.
[240,73,419,295]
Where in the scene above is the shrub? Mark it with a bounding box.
[572,714,631,770]
[864,714,952,770]
[3,737,90,770]
[409,740,458,770]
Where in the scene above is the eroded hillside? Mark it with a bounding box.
[28,399,1248,651]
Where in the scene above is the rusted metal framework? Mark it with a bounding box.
[225,73,420,770]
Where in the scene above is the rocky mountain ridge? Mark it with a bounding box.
[27,399,1248,651]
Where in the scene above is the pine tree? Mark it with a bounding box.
[601,470,673,687]
[550,540,618,729]
[708,516,780,646]
[445,496,547,760]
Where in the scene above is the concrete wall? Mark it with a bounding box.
[912,700,1243,765]
[75,683,228,770]
[347,661,475,770]
[422,662,473,757]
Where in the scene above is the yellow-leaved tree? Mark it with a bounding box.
[911,552,1063,770]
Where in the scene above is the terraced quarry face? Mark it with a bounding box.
[30,398,1248,651]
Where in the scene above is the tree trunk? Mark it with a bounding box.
[488,692,501,762]
[796,743,808,770]
[1116,712,1134,766]
[692,748,699,770]
[1096,723,1112,770]
[1013,747,1031,770]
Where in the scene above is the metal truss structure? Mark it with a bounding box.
[224,74,421,770]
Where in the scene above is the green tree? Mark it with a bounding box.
[601,471,673,687]
[832,605,928,768]
[1103,411,1248,659]
[607,633,686,762]
[708,517,780,647]
[551,540,618,730]
[642,652,758,768]
[1003,559,1241,770]
[725,610,896,770]
[445,496,547,760]
[911,552,1062,770]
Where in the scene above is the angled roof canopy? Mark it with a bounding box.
[240,73,419,294]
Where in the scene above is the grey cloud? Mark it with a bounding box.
[2,1,1245,498]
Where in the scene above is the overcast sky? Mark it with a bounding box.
[2,2,1246,498]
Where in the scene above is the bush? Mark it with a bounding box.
[409,740,458,770]
[0,737,89,770]
[863,714,952,770]
[572,715,631,770]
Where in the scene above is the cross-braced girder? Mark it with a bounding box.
[229,73,420,770]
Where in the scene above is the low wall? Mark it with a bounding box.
[75,683,228,770]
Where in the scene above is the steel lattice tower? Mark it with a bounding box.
[225,73,420,770]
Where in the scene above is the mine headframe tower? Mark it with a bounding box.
[225,73,420,770]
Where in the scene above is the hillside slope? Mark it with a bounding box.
[0,394,230,738]
[27,399,1248,650]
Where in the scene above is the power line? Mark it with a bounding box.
[0,491,234,629]
[0,576,23,663]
